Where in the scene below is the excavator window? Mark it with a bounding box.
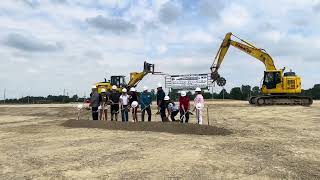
[111,76,126,88]
[275,72,281,84]
[263,72,278,89]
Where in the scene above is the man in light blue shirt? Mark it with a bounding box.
[140,86,152,122]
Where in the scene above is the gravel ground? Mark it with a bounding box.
[0,101,320,179]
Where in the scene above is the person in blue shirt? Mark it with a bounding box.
[140,86,152,122]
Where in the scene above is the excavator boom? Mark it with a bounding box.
[127,61,155,88]
[211,32,276,83]
[94,61,155,93]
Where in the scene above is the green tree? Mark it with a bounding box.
[230,87,242,100]
[72,95,79,102]
[251,86,261,96]
[168,89,179,101]
[218,88,229,99]
[241,85,251,100]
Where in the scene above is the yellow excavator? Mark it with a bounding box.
[94,61,155,93]
[210,32,313,106]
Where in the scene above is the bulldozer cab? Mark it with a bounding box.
[110,76,127,88]
[263,71,282,89]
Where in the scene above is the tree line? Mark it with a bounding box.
[169,84,320,101]
[2,95,85,104]
[168,85,261,101]
[1,84,319,104]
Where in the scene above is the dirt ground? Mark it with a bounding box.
[0,101,320,179]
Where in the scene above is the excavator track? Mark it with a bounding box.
[249,95,313,106]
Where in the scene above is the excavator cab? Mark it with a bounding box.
[262,71,282,89]
[110,76,127,89]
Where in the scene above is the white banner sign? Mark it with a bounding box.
[168,74,209,90]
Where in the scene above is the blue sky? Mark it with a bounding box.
[0,0,320,98]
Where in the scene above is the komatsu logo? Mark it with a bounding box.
[235,43,252,54]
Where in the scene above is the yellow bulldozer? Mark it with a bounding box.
[94,61,155,93]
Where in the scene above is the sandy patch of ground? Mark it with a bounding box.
[0,101,319,179]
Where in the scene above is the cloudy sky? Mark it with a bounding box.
[1,0,320,98]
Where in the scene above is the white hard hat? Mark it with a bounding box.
[195,87,201,92]
[131,101,138,108]
[157,83,162,88]
[112,85,117,90]
[122,88,127,93]
[92,85,97,89]
[130,87,136,92]
[101,88,106,93]
[181,91,186,97]
[77,104,83,110]
[196,103,203,110]
[164,96,170,101]
[143,86,148,91]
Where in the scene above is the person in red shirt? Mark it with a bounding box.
[179,91,190,123]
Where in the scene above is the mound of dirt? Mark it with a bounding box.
[61,120,232,136]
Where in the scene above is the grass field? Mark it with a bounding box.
[0,101,319,179]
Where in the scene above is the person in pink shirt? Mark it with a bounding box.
[193,87,204,125]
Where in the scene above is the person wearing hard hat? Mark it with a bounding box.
[129,87,139,122]
[131,101,139,122]
[179,91,190,123]
[120,88,129,122]
[193,87,204,125]
[109,85,120,121]
[99,88,108,121]
[156,83,166,122]
[164,96,179,122]
[140,86,152,122]
[89,85,101,120]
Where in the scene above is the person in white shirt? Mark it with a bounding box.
[164,96,179,122]
[193,87,204,125]
[120,88,129,122]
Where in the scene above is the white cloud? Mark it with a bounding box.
[260,31,282,43]
[0,0,319,98]
[156,44,168,54]
[86,15,136,33]
[220,4,250,28]
[158,1,182,24]
[26,67,40,74]
[182,30,214,43]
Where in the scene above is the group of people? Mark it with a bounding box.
[89,84,205,124]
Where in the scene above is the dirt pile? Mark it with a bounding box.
[61,120,232,136]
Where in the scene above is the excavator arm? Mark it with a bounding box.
[127,61,155,88]
[211,32,277,84]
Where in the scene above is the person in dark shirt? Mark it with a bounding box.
[109,85,120,121]
[90,85,101,120]
[156,83,166,122]
[129,87,139,122]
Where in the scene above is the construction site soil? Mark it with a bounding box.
[1,100,320,179]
